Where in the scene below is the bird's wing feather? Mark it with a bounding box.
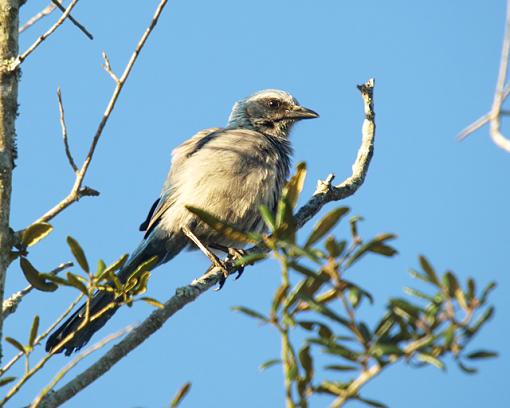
[142,127,220,237]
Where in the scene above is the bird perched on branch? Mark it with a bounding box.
[46,89,319,355]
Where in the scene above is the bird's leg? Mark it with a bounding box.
[182,226,230,282]
[209,244,249,280]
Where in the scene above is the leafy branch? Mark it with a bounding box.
[234,202,497,408]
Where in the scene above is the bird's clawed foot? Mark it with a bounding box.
[209,244,249,291]
[226,247,248,280]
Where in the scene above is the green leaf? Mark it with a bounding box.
[344,280,374,304]
[274,198,297,241]
[345,234,397,268]
[297,320,334,339]
[259,358,282,371]
[325,237,347,258]
[298,345,314,383]
[258,205,275,231]
[368,243,398,257]
[349,216,364,241]
[302,295,350,328]
[389,298,422,320]
[5,337,26,354]
[283,162,307,209]
[127,255,159,284]
[66,272,89,295]
[96,259,106,277]
[303,270,330,297]
[305,207,349,247]
[232,306,268,323]
[356,396,388,408]
[308,338,359,361]
[409,268,432,284]
[140,297,164,309]
[28,315,39,348]
[130,271,150,295]
[66,236,89,273]
[283,280,309,312]
[271,284,289,315]
[170,382,191,408]
[324,364,357,371]
[444,325,455,349]
[40,273,71,287]
[443,271,459,298]
[20,257,58,292]
[349,286,361,309]
[371,343,403,357]
[458,361,478,374]
[419,256,439,286]
[234,252,266,268]
[479,281,497,305]
[416,353,445,370]
[289,262,321,279]
[186,206,258,244]
[465,350,498,360]
[20,222,53,248]
[404,287,435,302]
[470,306,495,335]
[467,278,476,302]
[358,322,372,342]
[374,314,395,338]
[98,254,129,281]
[0,377,16,387]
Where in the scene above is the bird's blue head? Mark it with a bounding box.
[227,89,319,138]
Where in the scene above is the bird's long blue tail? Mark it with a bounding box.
[45,233,185,355]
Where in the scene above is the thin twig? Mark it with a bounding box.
[101,52,119,83]
[182,225,228,277]
[458,0,510,152]
[57,88,78,173]
[30,0,170,226]
[2,262,73,319]
[19,2,58,33]
[50,0,93,40]
[490,0,510,152]
[0,292,83,376]
[37,78,376,407]
[30,325,134,408]
[15,0,83,68]
[457,113,490,141]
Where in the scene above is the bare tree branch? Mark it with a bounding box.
[30,325,134,408]
[56,88,78,173]
[19,1,58,33]
[37,78,376,407]
[458,0,510,152]
[2,261,73,318]
[14,0,82,68]
[50,0,92,40]
[101,52,119,83]
[0,0,20,364]
[30,0,170,226]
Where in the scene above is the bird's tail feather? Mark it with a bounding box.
[45,232,187,355]
[45,290,117,356]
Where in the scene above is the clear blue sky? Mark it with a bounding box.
[5,0,509,407]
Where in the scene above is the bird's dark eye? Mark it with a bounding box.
[267,99,281,109]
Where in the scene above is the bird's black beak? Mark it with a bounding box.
[285,105,320,120]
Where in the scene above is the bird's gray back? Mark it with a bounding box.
[154,128,292,248]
